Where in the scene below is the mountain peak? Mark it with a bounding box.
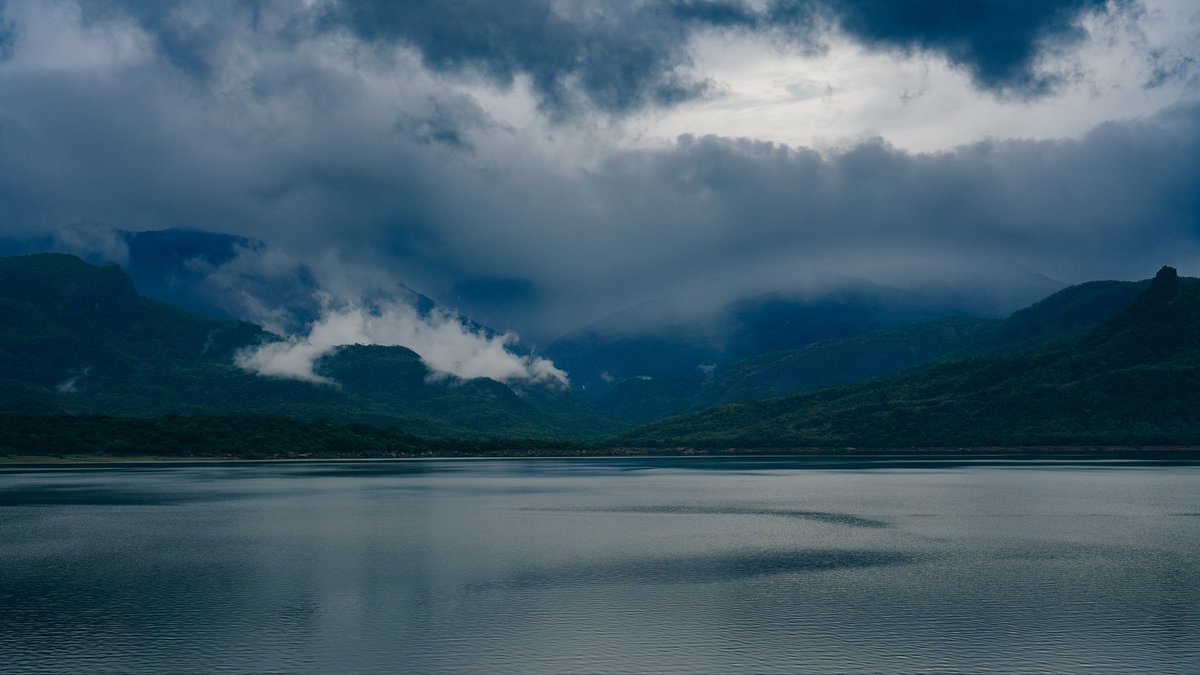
[1153,265,1179,290]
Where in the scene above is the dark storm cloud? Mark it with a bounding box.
[52,0,1133,119]
[0,0,1196,340]
[797,0,1121,97]
[667,0,759,27]
[318,0,1127,114]
[321,0,721,116]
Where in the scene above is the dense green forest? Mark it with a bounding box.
[0,412,591,459]
[587,278,1151,422]
[694,279,1150,408]
[0,253,620,440]
[623,267,1200,448]
[1,253,1197,458]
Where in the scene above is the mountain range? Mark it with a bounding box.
[0,253,611,440]
[0,247,1194,456]
[558,277,1149,423]
[625,266,1198,448]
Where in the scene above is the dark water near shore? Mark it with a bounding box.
[2,456,1198,673]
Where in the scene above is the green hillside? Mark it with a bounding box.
[0,254,619,440]
[4,253,1190,452]
[597,278,1147,422]
[548,279,1022,399]
[624,267,1200,448]
[699,279,1149,407]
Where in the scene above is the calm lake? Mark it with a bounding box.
[2,456,1198,673]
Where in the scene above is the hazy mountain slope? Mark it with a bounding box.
[0,254,619,439]
[699,317,995,406]
[700,279,1150,407]
[120,229,446,333]
[623,267,1198,447]
[548,280,1005,399]
[581,278,1146,422]
[0,253,264,399]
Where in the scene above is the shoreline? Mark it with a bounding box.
[4,445,1200,466]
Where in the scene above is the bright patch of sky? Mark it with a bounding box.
[626,0,1200,152]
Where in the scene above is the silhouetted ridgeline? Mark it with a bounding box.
[559,278,1149,422]
[0,413,590,459]
[2,253,1197,455]
[623,267,1200,448]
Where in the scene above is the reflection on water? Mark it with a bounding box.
[1,457,1198,673]
[472,548,916,591]
[548,504,894,528]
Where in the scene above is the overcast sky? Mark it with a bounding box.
[1,0,1198,340]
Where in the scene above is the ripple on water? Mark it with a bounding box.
[528,504,894,528]
[1,460,1198,673]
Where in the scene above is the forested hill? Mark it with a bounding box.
[0,253,618,440]
[623,267,1200,448]
[689,277,1150,409]
[3,253,1195,455]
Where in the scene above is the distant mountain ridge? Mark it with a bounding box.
[694,278,1150,408]
[624,266,1200,447]
[0,253,618,439]
[575,278,1147,423]
[547,280,1011,399]
[3,227,1070,412]
[3,252,1191,452]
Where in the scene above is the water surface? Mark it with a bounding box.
[2,456,1198,673]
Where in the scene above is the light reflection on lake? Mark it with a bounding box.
[1,456,1198,673]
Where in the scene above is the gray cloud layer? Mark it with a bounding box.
[0,1,1197,341]
[66,0,1133,114]
[317,0,1143,104]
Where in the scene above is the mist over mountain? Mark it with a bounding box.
[1,253,1197,453]
[0,228,321,328]
[4,226,1070,401]
[0,254,613,439]
[560,275,1145,423]
[625,267,1200,447]
[120,229,323,329]
[548,269,1062,398]
[696,278,1152,407]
